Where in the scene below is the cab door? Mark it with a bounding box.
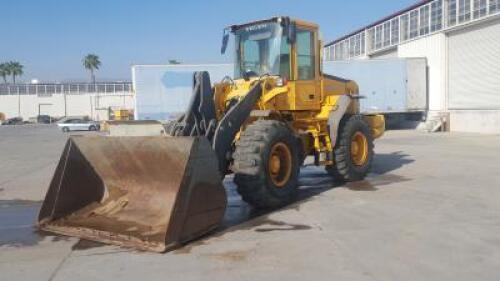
[293,28,321,110]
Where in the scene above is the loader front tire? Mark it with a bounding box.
[326,115,374,182]
[233,120,300,209]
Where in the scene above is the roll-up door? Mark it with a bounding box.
[448,19,500,109]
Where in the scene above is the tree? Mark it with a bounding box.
[0,63,10,84]
[82,54,101,84]
[168,59,181,65]
[7,61,23,84]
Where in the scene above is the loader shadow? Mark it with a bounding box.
[68,151,414,254]
[0,152,414,252]
[371,151,415,175]
[223,151,414,226]
[176,152,414,254]
[68,151,415,253]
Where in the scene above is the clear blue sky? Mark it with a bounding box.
[1,0,417,82]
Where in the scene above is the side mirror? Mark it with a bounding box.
[287,22,296,44]
[221,29,230,54]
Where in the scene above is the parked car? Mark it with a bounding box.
[57,118,100,132]
[37,115,53,124]
[1,117,24,125]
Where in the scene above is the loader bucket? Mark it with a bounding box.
[38,136,227,252]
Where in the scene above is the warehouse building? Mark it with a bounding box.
[324,0,500,133]
[0,83,134,121]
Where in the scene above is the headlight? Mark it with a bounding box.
[275,77,287,87]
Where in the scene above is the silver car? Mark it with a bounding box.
[57,118,100,132]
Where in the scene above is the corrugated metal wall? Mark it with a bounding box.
[369,49,399,59]
[448,19,500,110]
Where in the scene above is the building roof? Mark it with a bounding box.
[325,0,434,47]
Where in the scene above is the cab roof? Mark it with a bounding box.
[228,16,318,32]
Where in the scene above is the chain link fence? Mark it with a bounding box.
[0,83,133,96]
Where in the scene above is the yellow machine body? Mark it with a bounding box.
[214,19,384,165]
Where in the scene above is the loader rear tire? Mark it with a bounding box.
[326,115,374,182]
[233,120,300,209]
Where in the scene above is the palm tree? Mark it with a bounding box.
[82,54,101,84]
[7,61,23,84]
[0,63,10,84]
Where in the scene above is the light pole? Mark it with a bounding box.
[17,86,21,118]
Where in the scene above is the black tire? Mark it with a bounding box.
[296,136,307,166]
[62,127,69,133]
[326,115,374,182]
[233,120,300,208]
[89,125,97,131]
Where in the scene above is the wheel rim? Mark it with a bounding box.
[268,142,292,188]
[351,132,369,166]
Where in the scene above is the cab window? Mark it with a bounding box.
[296,29,315,80]
[237,34,290,80]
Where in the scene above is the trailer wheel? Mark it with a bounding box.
[326,115,374,182]
[233,120,300,208]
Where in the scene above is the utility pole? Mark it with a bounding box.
[89,94,94,120]
[17,87,21,118]
[64,90,67,117]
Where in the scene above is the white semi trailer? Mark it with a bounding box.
[132,59,427,122]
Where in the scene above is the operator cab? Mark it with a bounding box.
[221,17,320,83]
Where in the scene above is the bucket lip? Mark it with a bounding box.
[68,135,207,141]
[39,223,170,253]
[39,219,223,253]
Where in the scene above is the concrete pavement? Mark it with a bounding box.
[1,125,500,281]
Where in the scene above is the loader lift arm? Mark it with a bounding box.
[166,71,263,174]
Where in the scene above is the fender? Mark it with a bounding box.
[328,95,352,148]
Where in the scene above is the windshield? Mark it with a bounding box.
[234,22,291,79]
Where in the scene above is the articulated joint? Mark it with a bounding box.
[311,131,334,166]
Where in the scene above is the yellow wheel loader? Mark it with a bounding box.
[38,17,385,252]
